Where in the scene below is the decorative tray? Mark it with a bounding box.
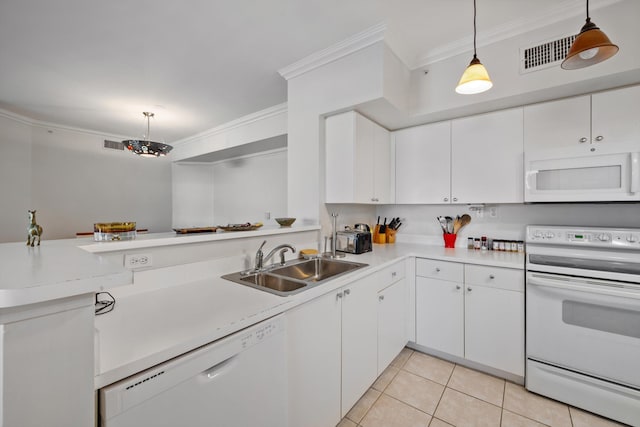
[173,227,218,234]
[217,222,263,232]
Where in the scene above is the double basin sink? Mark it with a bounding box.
[222,257,368,296]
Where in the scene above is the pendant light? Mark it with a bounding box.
[456,0,493,95]
[122,112,173,157]
[561,0,619,70]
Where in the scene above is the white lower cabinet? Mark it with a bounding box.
[287,288,342,427]
[287,260,408,426]
[415,258,524,377]
[377,276,408,372]
[416,276,464,358]
[341,278,379,417]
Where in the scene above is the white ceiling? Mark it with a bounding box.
[0,0,605,142]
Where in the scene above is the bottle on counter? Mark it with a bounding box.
[467,237,474,249]
[474,238,481,250]
[481,236,487,251]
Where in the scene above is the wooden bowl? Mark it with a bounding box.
[275,217,296,227]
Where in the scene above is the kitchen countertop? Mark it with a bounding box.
[94,242,523,389]
[80,224,321,253]
[0,240,132,308]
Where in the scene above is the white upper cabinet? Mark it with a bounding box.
[394,121,451,204]
[451,108,524,204]
[591,85,640,145]
[325,111,391,204]
[524,95,590,151]
[524,85,640,152]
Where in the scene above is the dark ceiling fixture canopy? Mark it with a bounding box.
[561,0,619,70]
[455,0,493,95]
[122,112,173,157]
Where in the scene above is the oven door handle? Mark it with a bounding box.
[527,272,640,300]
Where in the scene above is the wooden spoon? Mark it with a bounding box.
[454,213,471,234]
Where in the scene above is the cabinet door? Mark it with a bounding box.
[523,95,590,151]
[464,285,524,376]
[415,277,464,357]
[378,278,408,374]
[592,85,640,146]
[287,291,342,427]
[341,278,379,417]
[451,108,524,204]
[326,112,357,203]
[372,122,392,203]
[353,113,376,203]
[394,122,451,204]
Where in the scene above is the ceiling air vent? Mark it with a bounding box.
[103,139,125,151]
[520,34,576,73]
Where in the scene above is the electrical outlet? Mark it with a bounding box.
[489,207,498,218]
[124,253,153,269]
[265,211,271,219]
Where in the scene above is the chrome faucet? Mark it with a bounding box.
[254,240,296,271]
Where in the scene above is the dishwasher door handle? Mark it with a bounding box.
[201,355,238,381]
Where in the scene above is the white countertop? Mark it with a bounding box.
[80,225,321,253]
[0,240,132,308]
[94,242,523,388]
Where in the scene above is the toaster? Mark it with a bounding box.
[336,229,372,254]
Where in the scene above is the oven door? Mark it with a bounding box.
[526,271,640,388]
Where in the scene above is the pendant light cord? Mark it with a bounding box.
[586,0,590,20]
[472,0,478,59]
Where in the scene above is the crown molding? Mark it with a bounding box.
[0,108,128,139]
[172,102,287,147]
[278,22,386,81]
[414,0,622,68]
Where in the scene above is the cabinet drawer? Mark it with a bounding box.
[416,259,463,282]
[464,264,524,292]
[376,260,406,291]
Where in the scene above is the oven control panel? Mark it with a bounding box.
[527,226,640,249]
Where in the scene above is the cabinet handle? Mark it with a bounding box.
[371,197,379,202]
[336,292,343,299]
[579,137,588,143]
[595,135,604,142]
[453,197,458,202]
[391,271,397,278]
[456,285,461,290]
[489,274,495,279]
[443,197,449,202]
[344,289,351,296]
[467,287,472,292]
[435,268,441,272]
[379,295,385,301]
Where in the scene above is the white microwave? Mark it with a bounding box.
[524,142,640,202]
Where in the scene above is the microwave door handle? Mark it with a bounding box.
[525,169,538,190]
[631,152,639,194]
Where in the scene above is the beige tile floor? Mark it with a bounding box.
[338,348,627,427]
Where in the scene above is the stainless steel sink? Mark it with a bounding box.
[270,258,365,282]
[222,258,368,296]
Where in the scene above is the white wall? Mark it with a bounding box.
[0,115,32,243]
[172,162,215,228]
[0,113,173,242]
[212,149,287,225]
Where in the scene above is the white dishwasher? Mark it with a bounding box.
[99,314,286,427]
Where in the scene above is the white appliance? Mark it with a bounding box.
[525,226,640,426]
[99,315,286,427]
[524,142,640,202]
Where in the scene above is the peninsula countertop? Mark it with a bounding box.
[94,243,523,388]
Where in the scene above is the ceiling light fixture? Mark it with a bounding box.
[456,0,493,95]
[561,0,618,70]
[122,112,173,157]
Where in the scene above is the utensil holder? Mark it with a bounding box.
[385,228,397,244]
[443,233,457,248]
[373,225,386,244]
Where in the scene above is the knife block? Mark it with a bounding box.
[373,225,386,244]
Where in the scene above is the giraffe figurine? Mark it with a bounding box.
[27,210,43,247]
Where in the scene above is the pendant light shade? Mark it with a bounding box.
[561,0,618,70]
[456,0,492,95]
[122,112,173,157]
[456,56,493,94]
